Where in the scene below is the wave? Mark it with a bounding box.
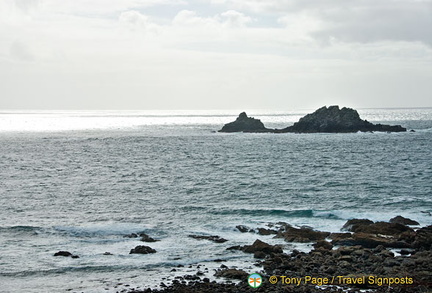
[53,222,156,238]
[0,225,42,235]
[211,208,343,219]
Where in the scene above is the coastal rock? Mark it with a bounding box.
[218,112,270,133]
[331,232,411,248]
[241,239,283,255]
[412,225,432,250]
[342,219,413,236]
[214,268,248,280]
[257,228,278,235]
[129,245,156,254]
[342,219,374,231]
[53,251,79,258]
[352,222,413,236]
[140,233,159,243]
[188,235,228,243]
[54,251,72,257]
[313,240,333,250]
[281,106,406,133]
[235,225,252,233]
[276,225,330,242]
[390,215,420,226]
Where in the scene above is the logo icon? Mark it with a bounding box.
[248,273,263,288]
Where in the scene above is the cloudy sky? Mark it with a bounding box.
[0,0,431,110]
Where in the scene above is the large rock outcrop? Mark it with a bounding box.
[281,106,406,133]
[218,112,270,133]
[218,106,407,133]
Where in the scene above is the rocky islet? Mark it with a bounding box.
[219,106,407,133]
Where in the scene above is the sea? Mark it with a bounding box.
[0,108,431,293]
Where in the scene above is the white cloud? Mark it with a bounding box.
[119,10,160,34]
[40,0,186,16]
[221,10,252,28]
[0,0,431,109]
[173,10,219,27]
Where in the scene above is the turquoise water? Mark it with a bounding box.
[0,109,431,292]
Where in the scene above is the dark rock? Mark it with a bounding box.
[242,239,283,254]
[219,112,270,133]
[412,225,432,250]
[140,233,159,243]
[276,225,330,242]
[257,228,278,235]
[214,269,248,280]
[313,240,333,250]
[331,232,411,248]
[129,245,156,254]
[124,233,139,238]
[342,219,374,231]
[329,232,352,240]
[188,235,228,243]
[281,106,406,133]
[390,216,420,226]
[103,252,113,255]
[218,106,406,133]
[226,245,242,251]
[353,222,413,235]
[71,255,80,259]
[235,225,251,233]
[253,251,267,259]
[54,251,72,257]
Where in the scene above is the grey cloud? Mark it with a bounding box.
[216,0,432,45]
[312,3,432,45]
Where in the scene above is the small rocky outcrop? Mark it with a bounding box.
[276,225,330,242]
[129,245,156,254]
[227,239,283,258]
[235,225,254,233]
[390,215,420,226]
[342,219,413,235]
[331,232,411,248]
[342,219,374,231]
[412,225,432,250]
[219,112,270,133]
[140,233,159,243]
[214,268,248,280]
[188,235,228,243]
[313,240,333,250]
[242,239,283,254]
[53,251,79,258]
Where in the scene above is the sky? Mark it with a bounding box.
[0,0,431,110]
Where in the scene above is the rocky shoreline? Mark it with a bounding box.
[219,106,407,133]
[113,215,431,293]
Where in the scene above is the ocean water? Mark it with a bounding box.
[0,108,431,292]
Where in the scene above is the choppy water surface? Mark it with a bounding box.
[0,108,431,292]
